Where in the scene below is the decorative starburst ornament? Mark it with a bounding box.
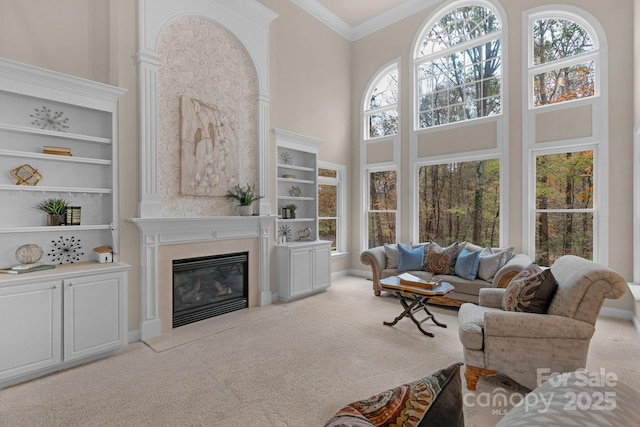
[48,236,84,264]
[278,224,292,241]
[279,151,293,165]
[30,106,69,132]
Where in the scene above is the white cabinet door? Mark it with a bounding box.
[63,272,126,362]
[313,244,331,290]
[278,241,332,302]
[0,281,62,381]
[290,247,313,298]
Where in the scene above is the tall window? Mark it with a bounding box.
[318,163,345,254]
[531,17,596,107]
[525,8,605,264]
[535,150,594,265]
[362,61,401,250]
[364,65,399,139]
[414,4,502,128]
[418,159,500,245]
[367,169,397,248]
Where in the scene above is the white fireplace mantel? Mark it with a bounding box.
[129,215,276,340]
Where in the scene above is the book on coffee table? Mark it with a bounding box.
[397,272,438,289]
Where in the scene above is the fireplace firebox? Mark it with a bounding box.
[172,252,248,328]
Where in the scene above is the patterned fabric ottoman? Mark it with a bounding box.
[496,369,640,426]
[324,362,464,427]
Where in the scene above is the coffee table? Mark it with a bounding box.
[379,276,454,337]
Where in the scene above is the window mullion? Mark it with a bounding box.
[528,51,598,75]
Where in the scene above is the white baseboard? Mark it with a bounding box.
[128,329,142,343]
[341,269,371,279]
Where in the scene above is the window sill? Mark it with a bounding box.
[628,283,640,302]
[331,251,348,259]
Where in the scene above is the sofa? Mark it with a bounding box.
[360,241,533,306]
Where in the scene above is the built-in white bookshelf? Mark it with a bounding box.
[0,58,126,266]
[0,57,129,389]
[273,128,331,301]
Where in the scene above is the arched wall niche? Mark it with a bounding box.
[156,16,257,217]
[137,0,278,218]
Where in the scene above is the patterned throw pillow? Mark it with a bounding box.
[501,262,542,310]
[424,242,458,274]
[324,362,464,427]
[511,262,542,282]
[501,268,558,313]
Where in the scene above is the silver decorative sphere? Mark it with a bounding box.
[15,244,44,264]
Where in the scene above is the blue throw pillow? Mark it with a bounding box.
[397,244,424,272]
[454,248,480,280]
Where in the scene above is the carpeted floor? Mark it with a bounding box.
[0,275,638,426]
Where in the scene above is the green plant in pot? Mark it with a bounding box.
[285,203,298,219]
[35,198,69,226]
[225,183,263,216]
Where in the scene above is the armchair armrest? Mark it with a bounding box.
[360,246,387,296]
[492,253,533,288]
[484,311,595,340]
[479,288,505,309]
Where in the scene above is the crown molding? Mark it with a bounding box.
[352,0,440,40]
[292,0,440,41]
[291,0,352,40]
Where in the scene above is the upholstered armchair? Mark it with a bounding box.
[458,255,628,390]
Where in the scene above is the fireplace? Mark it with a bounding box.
[172,252,248,328]
[129,216,275,339]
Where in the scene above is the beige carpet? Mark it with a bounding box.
[144,305,289,353]
[1,275,639,426]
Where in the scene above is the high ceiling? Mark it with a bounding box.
[292,0,440,41]
[317,0,412,28]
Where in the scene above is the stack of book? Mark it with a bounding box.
[43,145,72,156]
[397,272,438,289]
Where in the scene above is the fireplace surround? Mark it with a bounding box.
[130,216,276,339]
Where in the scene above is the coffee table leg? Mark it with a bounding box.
[407,299,434,337]
[382,292,450,337]
[383,293,420,327]
[383,293,435,337]
[419,301,447,328]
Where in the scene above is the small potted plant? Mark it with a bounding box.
[285,203,298,219]
[225,183,263,216]
[35,198,69,226]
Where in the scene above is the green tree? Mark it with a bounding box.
[535,151,593,264]
[419,159,500,246]
[368,171,397,247]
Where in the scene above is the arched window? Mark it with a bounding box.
[524,7,607,265]
[529,16,598,107]
[414,3,502,128]
[364,64,398,139]
[362,62,400,249]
